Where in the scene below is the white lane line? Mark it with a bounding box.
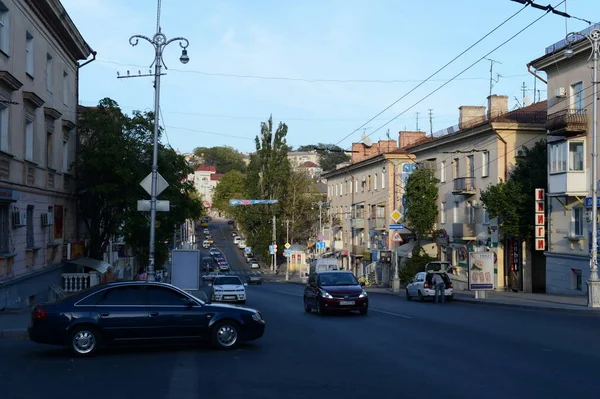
[273,291,414,319]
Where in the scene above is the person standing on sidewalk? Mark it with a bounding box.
[432,273,445,304]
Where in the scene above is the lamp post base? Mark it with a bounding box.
[392,278,401,293]
[587,279,600,308]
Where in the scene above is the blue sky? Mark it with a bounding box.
[62,0,600,154]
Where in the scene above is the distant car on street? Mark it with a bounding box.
[227,219,234,225]
[210,275,247,304]
[247,273,263,285]
[304,271,368,315]
[28,281,265,356]
[202,271,226,282]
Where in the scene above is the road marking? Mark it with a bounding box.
[272,291,415,319]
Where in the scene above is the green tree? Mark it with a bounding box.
[480,140,547,238]
[75,98,203,265]
[281,169,319,244]
[192,146,247,173]
[212,170,247,216]
[404,168,439,244]
[296,143,350,172]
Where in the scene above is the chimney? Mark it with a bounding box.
[398,131,427,148]
[458,106,486,130]
[487,94,509,119]
[377,139,397,153]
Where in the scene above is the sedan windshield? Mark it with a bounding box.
[319,273,359,286]
[214,277,242,285]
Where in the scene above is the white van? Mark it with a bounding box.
[233,236,241,245]
[202,240,210,249]
[310,258,339,274]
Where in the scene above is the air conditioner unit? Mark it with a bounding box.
[554,87,567,98]
[41,212,54,226]
[12,211,26,227]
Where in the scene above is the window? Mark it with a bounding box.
[25,118,33,161]
[482,151,489,177]
[0,204,8,253]
[467,155,474,178]
[335,184,338,196]
[453,201,460,223]
[47,206,53,242]
[0,104,8,151]
[549,142,567,173]
[45,54,53,92]
[26,205,33,248]
[483,208,490,224]
[96,286,146,306]
[440,161,446,182]
[25,32,34,76]
[145,286,189,305]
[381,172,385,189]
[572,82,584,111]
[569,142,584,171]
[453,158,459,179]
[571,207,583,237]
[339,182,343,196]
[0,3,9,54]
[62,71,68,105]
[62,138,68,172]
[355,178,358,193]
[374,173,377,190]
[466,202,475,223]
[46,131,53,168]
[440,202,446,224]
[367,175,371,191]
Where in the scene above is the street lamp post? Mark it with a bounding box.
[565,27,600,307]
[127,29,189,282]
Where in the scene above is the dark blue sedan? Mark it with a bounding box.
[28,281,266,357]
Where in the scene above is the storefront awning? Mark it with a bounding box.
[66,257,111,273]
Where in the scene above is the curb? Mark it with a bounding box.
[452,296,600,315]
[0,328,27,339]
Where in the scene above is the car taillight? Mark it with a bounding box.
[448,282,453,288]
[33,307,48,320]
[423,283,429,289]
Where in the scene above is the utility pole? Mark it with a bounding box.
[271,214,277,272]
[416,112,420,131]
[428,109,433,137]
[521,82,527,106]
[285,219,290,281]
[485,58,502,98]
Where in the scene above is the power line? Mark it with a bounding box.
[344,1,564,150]
[332,2,532,147]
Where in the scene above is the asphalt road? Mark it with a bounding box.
[2,220,600,399]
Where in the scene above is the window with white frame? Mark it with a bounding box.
[339,182,343,196]
[571,207,583,237]
[569,142,584,171]
[440,161,446,182]
[465,201,475,223]
[62,71,69,105]
[549,142,567,173]
[381,172,385,189]
[0,104,8,151]
[374,173,377,190]
[25,32,34,76]
[349,179,352,194]
[453,201,460,223]
[482,151,490,177]
[571,82,584,111]
[335,184,338,196]
[25,118,33,161]
[0,2,9,54]
[355,178,358,193]
[440,202,446,224]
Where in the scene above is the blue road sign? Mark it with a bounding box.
[245,247,251,253]
[315,241,326,249]
[229,199,279,207]
[585,197,600,208]
[284,249,291,256]
[389,223,404,230]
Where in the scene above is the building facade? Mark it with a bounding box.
[288,150,320,167]
[0,0,92,309]
[529,24,600,295]
[189,165,222,209]
[407,95,547,292]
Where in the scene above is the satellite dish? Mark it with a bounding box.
[360,133,373,146]
[523,95,532,107]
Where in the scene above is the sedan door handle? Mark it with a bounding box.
[99,312,110,317]
[149,312,159,316]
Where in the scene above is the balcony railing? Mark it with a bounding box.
[452,223,476,239]
[351,218,365,229]
[452,177,476,194]
[62,272,101,293]
[369,217,386,230]
[545,109,587,136]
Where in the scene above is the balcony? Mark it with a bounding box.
[351,218,365,229]
[452,223,476,239]
[352,245,365,255]
[369,217,386,230]
[452,177,476,195]
[549,172,587,195]
[546,109,587,136]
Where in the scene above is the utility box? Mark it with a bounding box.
[171,249,201,291]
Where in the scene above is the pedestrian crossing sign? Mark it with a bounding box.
[392,231,403,243]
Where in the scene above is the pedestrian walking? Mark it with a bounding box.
[432,273,446,304]
[134,267,147,281]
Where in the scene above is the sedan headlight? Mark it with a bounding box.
[214,289,223,292]
[252,312,262,322]
[359,290,368,298]
[319,289,333,299]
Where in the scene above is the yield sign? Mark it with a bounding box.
[140,172,169,197]
[392,231,403,243]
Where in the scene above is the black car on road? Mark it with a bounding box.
[28,281,266,357]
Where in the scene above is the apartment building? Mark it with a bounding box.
[189,165,222,208]
[406,95,547,292]
[0,0,93,309]
[529,24,600,296]
[288,150,320,168]
[323,132,424,277]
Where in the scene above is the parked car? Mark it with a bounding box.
[247,273,263,285]
[227,219,234,225]
[27,281,265,356]
[405,262,453,302]
[209,248,221,257]
[303,271,368,315]
[231,231,238,237]
[203,229,210,235]
[218,262,230,272]
[210,276,247,304]
[250,261,260,269]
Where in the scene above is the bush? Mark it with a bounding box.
[398,246,435,285]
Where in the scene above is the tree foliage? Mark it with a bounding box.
[75,98,203,265]
[296,143,350,172]
[192,146,247,173]
[281,170,320,244]
[480,140,547,238]
[212,170,247,216]
[404,168,439,243]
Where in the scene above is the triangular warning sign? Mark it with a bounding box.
[392,232,403,242]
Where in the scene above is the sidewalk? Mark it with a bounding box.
[271,275,599,314]
[0,309,30,339]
